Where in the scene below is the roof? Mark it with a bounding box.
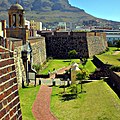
[10,3,23,10]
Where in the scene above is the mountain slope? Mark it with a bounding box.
[0,0,119,28]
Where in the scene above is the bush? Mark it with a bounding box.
[32,64,42,73]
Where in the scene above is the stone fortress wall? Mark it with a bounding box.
[0,46,22,120]
[87,32,107,57]
[40,32,107,59]
[28,37,46,65]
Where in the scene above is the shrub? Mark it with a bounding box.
[32,64,42,73]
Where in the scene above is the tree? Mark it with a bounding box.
[76,69,89,93]
[68,50,77,60]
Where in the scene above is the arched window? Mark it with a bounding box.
[19,14,22,27]
[13,14,16,27]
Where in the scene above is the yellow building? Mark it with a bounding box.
[30,20,42,31]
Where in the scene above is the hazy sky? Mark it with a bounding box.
[69,0,120,22]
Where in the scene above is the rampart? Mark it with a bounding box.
[40,32,107,58]
[0,46,22,119]
[28,37,46,65]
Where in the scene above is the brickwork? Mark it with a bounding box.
[0,46,22,120]
[29,37,46,65]
[41,32,107,59]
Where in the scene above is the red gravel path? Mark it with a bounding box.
[32,85,57,120]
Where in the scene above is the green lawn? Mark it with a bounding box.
[79,59,96,73]
[40,59,80,74]
[19,86,40,120]
[96,47,120,66]
[51,80,120,120]
[103,47,118,55]
[96,54,120,66]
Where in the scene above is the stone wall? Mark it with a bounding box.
[0,46,22,120]
[28,37,46,65]
[87,32,107,57]
[14,47,26,88]
[93,56,120,91]
[41,32,107,59]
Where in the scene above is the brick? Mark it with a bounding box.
[12,85,18,91]
[0,93,4,101]
[10,109,14,117]
[19,116,22,120]
[10,72,16,78]
[2,99,7,106]
[0,108,6,119]
[3,114,10,120]
[6,105,10,113]
[0,102,3,109]
[12,66,15,71]
[13,97,19,106]
[0,84,4,92]
[11,115,17,120]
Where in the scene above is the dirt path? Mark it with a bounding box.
[32,85,57,120]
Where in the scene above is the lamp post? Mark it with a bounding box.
[21,50,28,85]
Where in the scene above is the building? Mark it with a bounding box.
[25,19,30,29]
[30,20,42,31]
[40,31,107,59]
[3,2,46,88]
[57,22,67,32]
[91,29,120,44]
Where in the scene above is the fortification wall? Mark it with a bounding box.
[41,32,107,59]
[0,46,22,120]
[87,32,107,57]
[44,32,89,58]
[29,37,46,65]
[14,47,26,88]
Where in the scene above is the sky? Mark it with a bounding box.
[69,0,120,22]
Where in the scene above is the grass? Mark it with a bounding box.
[96,47,120,66]
[79,59,96,73]
[19,86,40,120]
[51,80,120,120]
[96,54,120,66]
[40,59,80,74]
[102,47,118,55]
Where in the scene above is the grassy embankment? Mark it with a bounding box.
[96,47,120,66]
[51,80,120,120]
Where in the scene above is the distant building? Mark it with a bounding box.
[30,20,42,31]
[25,20,30,29]
[57,22,67,32]
[91,29,120,43]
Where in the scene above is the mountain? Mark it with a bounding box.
[0,0,120,29]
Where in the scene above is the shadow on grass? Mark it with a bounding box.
[60,93,77,101]
[63,60,71,62]
[22,85,38,89]
[104,79,120,98]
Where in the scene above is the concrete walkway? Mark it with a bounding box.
[32,85,57,120]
